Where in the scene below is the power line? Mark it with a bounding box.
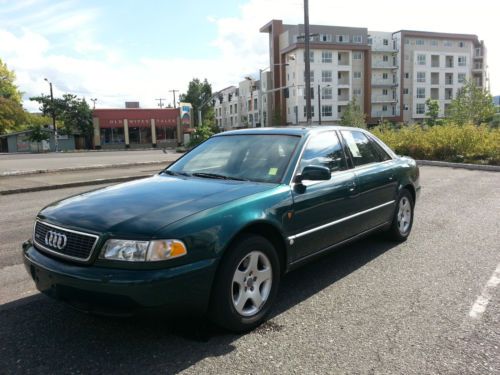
[156,98,166,108]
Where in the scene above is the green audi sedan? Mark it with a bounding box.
[23,126,420,332]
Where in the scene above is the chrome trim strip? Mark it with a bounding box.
[33,219,100,263]
[288,200,395,241]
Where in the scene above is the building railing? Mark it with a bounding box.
[372,62,398,69]
[371,110,397,117]
[338,79,350,85]
[371,96,397,103]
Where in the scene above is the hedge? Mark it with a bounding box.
[371,123,500,165]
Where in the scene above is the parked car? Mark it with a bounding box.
[23,126,420,332]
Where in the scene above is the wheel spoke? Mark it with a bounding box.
[251,290,264,308]
[234,293,249,314]
[232,269,246,286]
[248,252,260,272]
[257,267,272,283]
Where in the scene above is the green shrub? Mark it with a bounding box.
[372,123,500,165]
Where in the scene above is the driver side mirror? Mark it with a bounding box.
[294,165,331,183]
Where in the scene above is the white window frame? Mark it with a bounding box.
[321,51,333,63]
[416,87,426,99]
[417,54,426,66]
[417,72,426,83]
[322,70,333,83]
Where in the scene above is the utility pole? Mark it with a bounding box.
[156,98,166,108]
[91,98,97,110]
[169,90,179,108]
[44,78,58,152]
[318,84,321,125]
[304,0,312,125]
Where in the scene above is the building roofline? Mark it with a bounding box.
[393,29,479,42]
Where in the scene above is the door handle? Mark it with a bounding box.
[348,181,356,192]
[388,176,394,181]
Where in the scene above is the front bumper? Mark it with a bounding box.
[23,242,218,316]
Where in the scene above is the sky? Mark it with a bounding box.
[1,0,499,112]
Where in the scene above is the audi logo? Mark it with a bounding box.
[44,230,68,250]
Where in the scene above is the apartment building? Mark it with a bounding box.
[214,71,272,130]
[260,20,488,124]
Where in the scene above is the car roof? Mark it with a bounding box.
[214,125,364,137]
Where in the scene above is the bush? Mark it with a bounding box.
[372,123,500,165]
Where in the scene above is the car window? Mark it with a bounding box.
[298,131,348,173]
[169,134,300,183]
[340,130,382,167]
[369,137,392,161]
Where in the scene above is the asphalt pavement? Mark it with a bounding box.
[0,149,178,175]
[0,166,499,374]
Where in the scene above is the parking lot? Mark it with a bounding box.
[0,166,499,374]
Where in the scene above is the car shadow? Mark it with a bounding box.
[0,235,397,374]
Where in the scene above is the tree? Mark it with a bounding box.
[340,97,366,128]
[179,78,212,127]
[26,123,50,152]
[30,93,93,148]
[0,59,26,134]
[425,98,440,126]
[447,80,496,125]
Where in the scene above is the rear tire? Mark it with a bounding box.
[386,189,414,242]
[209,234,280,333]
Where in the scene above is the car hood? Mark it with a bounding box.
[38,174,276,236]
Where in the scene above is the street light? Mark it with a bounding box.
[44,78,58,152]
[91,98,97,110]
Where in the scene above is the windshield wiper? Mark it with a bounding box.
[161,170,191,177]
[192,172,247,181]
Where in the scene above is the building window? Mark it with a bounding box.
[417,72,426,83]
[353,35,362,43]
[430,40,438,46]
[321,34,332,42]
[383,39,389,46]
[382,89,388,95]
[416,103,425,114]
[322,87,333,99]
[417,87,426,98]
[303,51,314,63]
[382,73,388,79]
[404,38,409,45]
[444,40,452,47]
[383,55,389,62]
[322,70,332,82]
[353,52,362,60]
[254,98,258,110]
[337,35,348,43]
[353,88,361,96]
[458,73,466,83]
[382,105,388,111]
[405,73,410,79]
[234,104,237,114]
[353,72,361,79]
[459,41,465,48]
[403,88,409,95]
[417,54,426,65]
[367,37,372,45]
[303,106,315,117]
[304,70,315,82]
[322,105,333,117]
[322,51,333,63]
[416,39,424,45]
[458,56,467,66]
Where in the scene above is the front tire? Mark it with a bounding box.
[209,234,280,333]
[387,189,414,242]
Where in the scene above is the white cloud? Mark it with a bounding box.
[1,0,499,116]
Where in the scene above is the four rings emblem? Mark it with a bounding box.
[44,230,68,250]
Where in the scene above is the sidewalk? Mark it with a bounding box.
[0,164,168,195]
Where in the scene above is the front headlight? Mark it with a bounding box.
[100,239,187,262]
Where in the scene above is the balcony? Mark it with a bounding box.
[472,63,483,72]
[371,110,397,117]
[371,96,397,103]
[371,79,398,87]
[372,62,398,69]
[371,47,399,53]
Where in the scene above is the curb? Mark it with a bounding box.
[416,160,500,172]
[0,161,169,177]
[0,174,152,195]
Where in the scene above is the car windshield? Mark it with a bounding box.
[167,134,300,183]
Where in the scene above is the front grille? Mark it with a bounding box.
[33,221,99,262]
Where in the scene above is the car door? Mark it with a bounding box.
[339,130,398,233]
[289,131,359,262]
